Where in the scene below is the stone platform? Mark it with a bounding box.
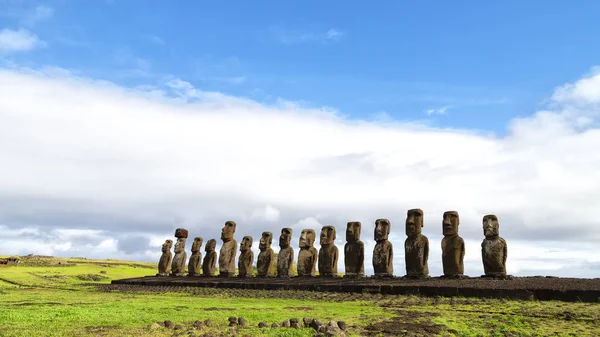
[111,275,600,303]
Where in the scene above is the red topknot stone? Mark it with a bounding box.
[174,228,189,239]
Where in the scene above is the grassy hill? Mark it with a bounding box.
[0,255,599,336]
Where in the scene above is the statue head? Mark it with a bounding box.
[220,221,236,242]
[483,214,499,238]
[191,237,203,252]
[259,232,272,251]
[174,238,185,253]
[299,229,316,249]
[241,236,253,251]
[406,209,424,237]
[374,218,391,241]
[205,239,216,252]
[162,239,173,252]
[320,225,336,245]
[279,228,292,248]
[442,211,459,236]
[346,222,361,243]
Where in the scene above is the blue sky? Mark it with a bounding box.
[2,0,600,134]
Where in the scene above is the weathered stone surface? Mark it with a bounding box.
[156,240,173,276]
[373,219,393,277]
[441,211,465,277]
[481,214,507,277]
[203,319,212,327]
[219,221,237,277]
[171,237,187,277]
[238,236,254,278]
[258,322,268,328]
[150,322,161,329]
[404,209,429,278]
[193,320,203,329]
[318,226,338,277]
[187,237,203,276]
[238,317,247,327]
[164,320,174,329]
[202,239,217,276]
[281,319,291,328]
[297,229,317,277]
[174,228,189,239]
[271,323,280,328]
[344,222,364,277]
[337,321,347,331]
[257,232,275,277]
[277,228,294,278]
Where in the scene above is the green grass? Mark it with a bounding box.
[1,256,599,336]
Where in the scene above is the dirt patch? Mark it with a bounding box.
[77,274,109,281]
[284,306,314,311]
[203,307,236,311]
[13,302,64,306]
[82,326,119,335]
[363,310,444,337]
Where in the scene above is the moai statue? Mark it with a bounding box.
[373,219,393,277]
[441,211,465,278]
[344,222,364,277]
[404,209,429,278]
[481,214,507,278]
[219,221,237,277]
[238,236,254,278]
[156,239,173,276]
[171,228,188,277]
[297,229,317,277]
[187,237,203,276]
[202,239,217,276]
[277,228,294,278]
[318,225,338,277]
[257,232,275,277]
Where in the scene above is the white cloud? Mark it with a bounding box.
[271,27,345,45]
[0,28,45,53]
[425,105,451,115]
[1,67,600,276]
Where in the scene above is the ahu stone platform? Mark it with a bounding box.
[111,276,600,303]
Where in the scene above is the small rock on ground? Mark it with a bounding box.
[150,322,161,329]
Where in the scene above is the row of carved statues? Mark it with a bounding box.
[157,210,508,278]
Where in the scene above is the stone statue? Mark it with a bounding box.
[238,236,254,278]
[404,209,429,278]
[156,239,173,276]
[373,218,393,277]
[202,239,217,276]
[481,214,507,277]
[441,211,465,277]
[171,239,187,277]
[219,221,237,277]
[187,237,203,276]
[297,229,317,277]
[344,222,364,277]
[318,225,338,277]
[277,228,294,278]
[257,232,275,277]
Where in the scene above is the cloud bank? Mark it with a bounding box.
[1,67,600,277]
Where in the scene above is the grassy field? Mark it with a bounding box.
[0,256,599,336]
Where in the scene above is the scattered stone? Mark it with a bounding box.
[237,317,247,327]
[337,321,347,331]
[289,318,299,324]
[174,324,183,330]
[325,325,345,337]
[228,316,237,323]
[203,319,212,327]
[281,319,291,328]
[150,322,161,329]
[291,322,300,329]
[303,317,312,327]
[164,320,174,329]
[258,322,268,328]
[309,319,322,331]
[193,320,203,329]
[271,323,280,328]
[328,320,337,328]
[318,325,327,333]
